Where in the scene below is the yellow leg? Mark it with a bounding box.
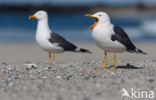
[48,52,51,63]
[111,53,116,71]
[52,54,55,63]
[96,52,107,69]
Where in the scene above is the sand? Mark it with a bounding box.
[0,42,155,63]
[0,42,155,100]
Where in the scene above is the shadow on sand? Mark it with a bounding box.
[116,64,145,69]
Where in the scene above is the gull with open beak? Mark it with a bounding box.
[85,12,147,71]
[29,10,91,63]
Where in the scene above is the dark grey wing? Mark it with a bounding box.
[111,26,136,50]
[49,32,77,51]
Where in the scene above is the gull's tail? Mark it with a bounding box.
[128,48,147,55]
[75,48,91,53]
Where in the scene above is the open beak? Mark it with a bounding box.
[85,14,99,30]
[85,14,96,18]
[29,15,36,19]
[85,14,98,20]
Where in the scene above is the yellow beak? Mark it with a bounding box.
[29,15,36,19]
[85,14,99,30]
[85,14,96,18]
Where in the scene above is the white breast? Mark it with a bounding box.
[36,20,64,53]
[92,24,126,53]
[36,17,64,53]
[36,32,64,53]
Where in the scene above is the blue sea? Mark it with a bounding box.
[0,12,156,43]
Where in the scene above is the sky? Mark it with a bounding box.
[0,0,156,6]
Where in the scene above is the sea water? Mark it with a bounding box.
[0,12,156,43]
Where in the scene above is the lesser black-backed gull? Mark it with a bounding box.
[29,10,91,63]
[85,12,147,71]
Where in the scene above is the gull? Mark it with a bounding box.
[85,12,147,71]
[29,10,90,63]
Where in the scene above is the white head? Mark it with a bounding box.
[85,12,111,30]
[29,10,51,34]
[29,10,48,20]
[92,12,110,23]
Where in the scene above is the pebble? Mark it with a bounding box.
[0,60,155,100]
[148,79,154,83]
[4,80,14,87]
[45,66,51,70]
[24,64,37,70]
[7,67,12,70]
[56,75,62,79]
[66,75,72,80]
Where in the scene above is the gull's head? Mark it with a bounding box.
[29,10,48,20]
[85,12,110,30]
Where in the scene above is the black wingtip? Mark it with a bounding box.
[137,49,147,55]
[80,48,91,54]
[128,48,147,55]
[75,48,91,54]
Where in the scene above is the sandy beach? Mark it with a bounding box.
[0,42,155,63]
[0,42,156,100]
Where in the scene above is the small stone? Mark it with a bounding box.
[5,80,14,87]
[42,76,47,79]
[96,83,100,88]
[69,65,73,68]
[45,66,51,70]
[7,67,12,70]
[66,75,72,80]
[92,75,96,79]
[121,78,125,83]
[2,62,8,66]
[148,79,154,83]
[24,64,37,70]
[56,75,62,79]
[84,75,90,80]
[111,72,114,75]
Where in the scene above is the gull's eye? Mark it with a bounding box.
[38,13,42,16]
[99,15,102,17]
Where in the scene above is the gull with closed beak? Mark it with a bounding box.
[29,10,91,63]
